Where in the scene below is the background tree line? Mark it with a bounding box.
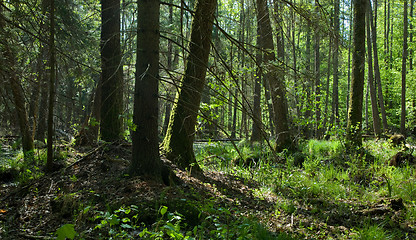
[0,0,415,176]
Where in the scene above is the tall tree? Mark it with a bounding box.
[130,0,162,177]
[401,0,408,135]
[0,0,34,158]
[257,0,292,150]
[100,0,123,142]
[251,15,264,142]
[162,0,217,170]
[366,7,382,136]
[332,0,340,125]
[46,0,56,171]
[369,0,388,132]
[346,0,366,148]
[314,1,322,139]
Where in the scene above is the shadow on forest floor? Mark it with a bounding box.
[0,141,415,239]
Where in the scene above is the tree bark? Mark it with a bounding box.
[369,0,388,132]
[346,0,366,149]
[257,0,292,150]
[162,0,217,170]
[332,0,340,125]
[314,1,322,139]
[304,23,312,138]
[46,0,56,171]
[100,0,123,142]
[366,8,382,137]
[0,1,34,158]
[131,0,162,177]
[401,0,408,136]
[251,20,263,142]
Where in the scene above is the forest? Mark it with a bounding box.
[1,0,416,238]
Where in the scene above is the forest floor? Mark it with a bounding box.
[0,140,415,239]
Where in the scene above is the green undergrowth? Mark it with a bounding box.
[0,144,72,184]
[195,138,416,239]
[2,138,416,239]
[56,199,292,240]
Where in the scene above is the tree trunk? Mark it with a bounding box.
[100,0,123,142]
[74,81,101,146]
[346,11,352,116]
[314,1,321,139]
[332,0,340,125]
[46,0,56,171]
[162,0,174,137]
[304,23,312,138]
[410,0,413,71]
[36,74,48,142]
[162,0,217,171]
[323,37,332,134]
[401,0,408,136]
[263,77,274,135]
[346,0,366,149]
[0,1,34,158]
[257,0,292,150]
[251,21,263,142]
[369,0,388,132]
[131,0,162,177]
[366,7,382,136]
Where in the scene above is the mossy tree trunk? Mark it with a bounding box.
[256,0,292,151]
[130,0,162,177]
[100,0,123,142]
[162,0,217,171]
[346,0,367,149]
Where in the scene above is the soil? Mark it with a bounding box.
[0,142,415,239]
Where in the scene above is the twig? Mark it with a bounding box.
[66,144,106,169]
[18,233,53,240]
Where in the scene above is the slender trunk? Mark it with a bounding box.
[314,26,321,138]
[401,0,408,135]
[365,83,369,133]
[323,38,331,134]
[46,0,56,171]
[332,0,340,125]
[384,0,388,56]
[346,0,366,148]
[162,0,174,137]
[304,23,312,138]
[258,0,292,150]
[251,66,263,141]
[410,0,414,71]
[263,77,274,135]
[162,0,217,170]
[36,75,48,141]
[251,12,263,142]
[347,11,352,116]
[28,53,43,138]
[369,0,388,131]
[366,8,382,136]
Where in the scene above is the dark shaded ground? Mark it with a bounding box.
[0,142,415,239]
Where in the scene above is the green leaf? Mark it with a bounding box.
[160,206,168,216]
[56,224,77,240]
[108,214,120,225]
[121,223,133,229]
